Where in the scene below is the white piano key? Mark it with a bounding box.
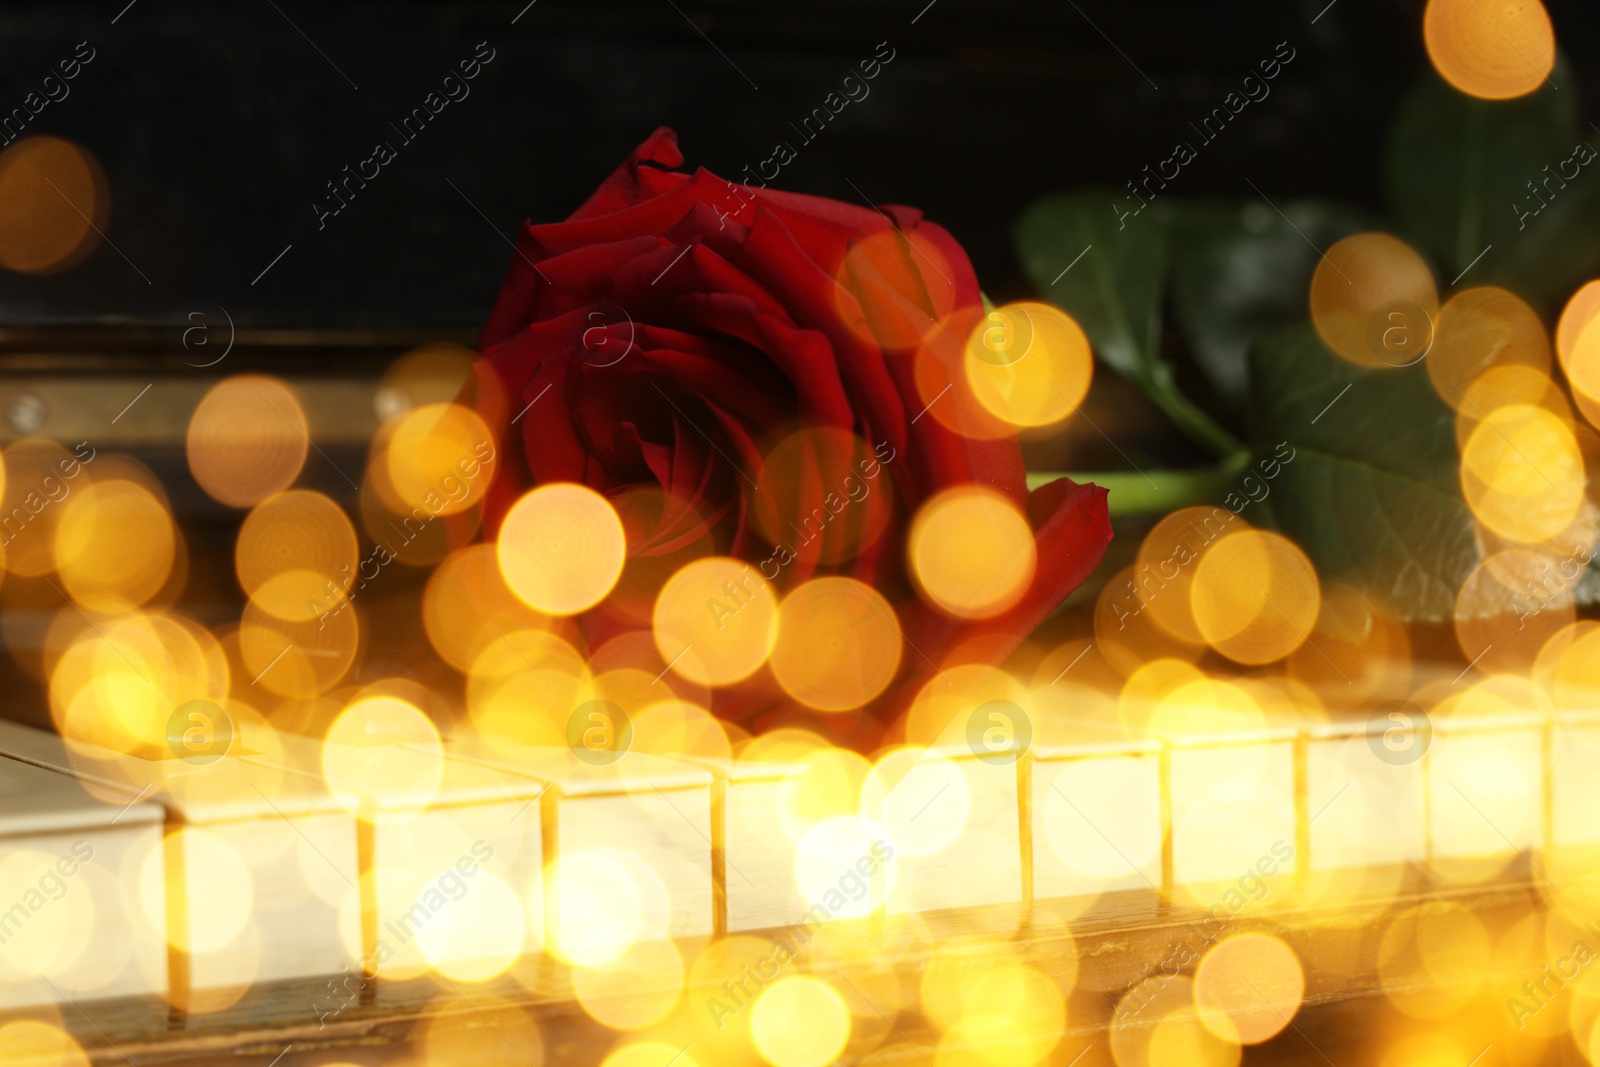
[1552,708,1600,851]
[1154,718,1298,895]
[868,744,1023,918]
[1429,707,1545,875]
[672,756,807,934]
[432,738,716,945]
[1031,727,1163,903]
[245,733,546,983]
[0,719,360,1001]
[1304,716,1427,872]
[0,752,165,1009]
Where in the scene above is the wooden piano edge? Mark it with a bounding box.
[24,874,1548,1066]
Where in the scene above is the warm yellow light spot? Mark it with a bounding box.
[782,748,874,844]
[913,307,1016,442]
[1378,1035,1469,1067]
[1453,364,1571,453]
[941,961,1065,1066]
[1427,287,1550,411]
[1378,903,1491,1018]
[545,852,647,968]
[752,427,893,568]
[416,994,546,1065]
[187,375,310,509]
[1455,548,1575,676]
[833,228,955,351]
[1190,530,1320,665]
[238,595,359,699]
[1309,233,1438,368]
[424,544,555,672]
[466,629,590,747]
[142,829,253,953]
[1424,0,1555,101]
[751,976,851,1067]
[323,696,443,821]
[1135,505,1236,644]
[1094,565,1206,676]
[909,486,1035,619]
[904,663,1028,748]
[1194,933,1305,1044]
[770,577,901,711]
[54,480,174,614]
[499,483,625,615]
[1461,403,1585,543]
[964,301,1093,427]
[922,937,1023,1033]
[415,869,524,982]
[1552,627,1600,711]
[1558,279,1600,375]
[0,848,96,977]
[1565,314,1600,419]
[573,935,684,1031]
[0,1020,90,1067]
[795,816,892,921]
[603,1043,700,1067]
[631,699,731,761]
[653,556,776,687]
[384,402,495,516]
[865,748,969,860]
[235,490,358,622]
[1111,975,1241,1067]
[0,136,106,274]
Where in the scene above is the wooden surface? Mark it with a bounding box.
[5,873,1556,1065]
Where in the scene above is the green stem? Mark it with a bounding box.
[1029,452,1250,516]
[1144,363,1247,460]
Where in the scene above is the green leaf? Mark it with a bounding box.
[1247,322,1476,621]
[1384,63,1600,309]
[1013,189,1166,384]
[1167,199,1371,409]
[1015,190,1244,458]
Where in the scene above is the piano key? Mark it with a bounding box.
[431,738,716,949]
[242,732,547,986]
[1551,708,1600,854]
[672,756,807,934]
[0,719,360,1005]
[1030,726,1164,908]
[866,744,1024,920]
[1301,714,1428,899]
[1153,715,1299,897]
[1428,705,1546,881]
[0,753,165,1009]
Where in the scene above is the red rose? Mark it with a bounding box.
[477,128,1110,727]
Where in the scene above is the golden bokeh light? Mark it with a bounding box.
[1461,402,1585,544]
[1424,0,1555,101]
[833,227,955,351]
[913,307,1017,442]
[498,483,626,615]
[751,427,894,568]
[1190,530,1320,664]
[1193,933,1305,1044]
[572,935,684,1031]
[1455,548,1576,675]
[1094,565,1206,677]
[414,869,525,982]
[770,577,902,711]
[1428,287,1550,411]
[545,851,649,968]
[963,301,1094,427]
[383,401,495,516]
[1135,505,1236,644]
[141,829,254,954]
[323,695,444,821]
[751,975,852,1067]
[54,479,175,614]
[187,375,310,509]
[424,543,558,672]
[235,490,358,622]
[466,629,590,747]
[1309,232,1438,368]
[239,593,359,699]
[0,1019,90,1067]
[0,135,107,274]
[0,438,80,577]
[908,486,1036,619]
[1378,902,1492,1018]
[653,556,777,688]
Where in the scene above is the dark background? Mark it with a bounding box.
[4,0,1587,330]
